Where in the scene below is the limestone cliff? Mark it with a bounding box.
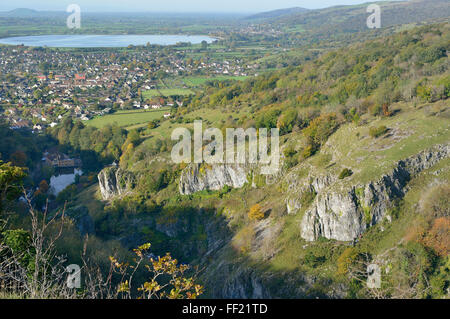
[98,165,135,200]
[179,163,249,195]
[298,144,449,241]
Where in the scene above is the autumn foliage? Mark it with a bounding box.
[422,217,450,257]
[111,243,204,299]
[248,204,264,221]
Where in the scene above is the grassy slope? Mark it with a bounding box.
[322,100,450,189]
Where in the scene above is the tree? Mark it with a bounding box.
[10,151,27,167]
[0,196,69,298]
[0,161,26,215]
[303,113,340,146]
[126,129,141,146]
[110,243,204,299]
[38,180,49,194]
[277,108,298,135]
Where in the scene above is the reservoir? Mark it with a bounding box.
[49,168,83,196]
[0,34,216,48]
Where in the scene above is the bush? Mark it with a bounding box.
[301,141,318,159]
[338,168,353,179]
[248,204,264,221]
[303,113,340,146]
[284,156,299,169]
[369,125,388,138]
[337,247,358,276]
[304,251,326,267]
[422,217,450,257]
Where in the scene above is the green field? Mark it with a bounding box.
[142,88,194,98]
[183,75,249,87]
[86,108,169,129]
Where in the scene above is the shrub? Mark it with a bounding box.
[337,247,358,276]
[422,217,450,257]
[248,204,264,221]
[303,113,340,146]
[338,168,353,179]
[301,141,318,159]
[277,108,298,135]
[369,104,383,116]
[284,156,299,169]
[283,145,297,158]
[369,125,388,138]
[304,251,326,267]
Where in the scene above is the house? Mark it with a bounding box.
[10,120,31,129]
[101,108,112,115]
[75,74,86,81]
[43,152,82,168]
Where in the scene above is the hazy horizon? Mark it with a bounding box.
[0,0,396,13]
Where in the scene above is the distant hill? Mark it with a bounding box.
[274,0,450,29]
[258,0,450,48]
[0,8,63,18]
[0,8,40,17]
[245,7,309,20]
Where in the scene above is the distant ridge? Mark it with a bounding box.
[245,7,309,20]
[3,8,40,17]
[0,8,65,18]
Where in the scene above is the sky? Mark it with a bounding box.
[0,0,393,13]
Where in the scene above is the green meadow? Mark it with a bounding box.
[142,88,194,98]
[86,108,170,129]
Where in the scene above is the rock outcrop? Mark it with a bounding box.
[98,165,134,200]
[300,144,449,241]
[179,163,248,195]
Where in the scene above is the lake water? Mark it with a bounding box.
[49,168,83,195]
[0,34,216,48]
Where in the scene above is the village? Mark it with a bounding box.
[0,44,251,131]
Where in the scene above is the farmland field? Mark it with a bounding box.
[86,108,170,128]
[183,75,249,87]
[142,88,194,98]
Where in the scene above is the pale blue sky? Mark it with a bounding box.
[0,0,394,13]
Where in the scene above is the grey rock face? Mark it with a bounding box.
[300,144,449,241]
[98,166,134,200]
[208,265,271,299]
[179,163,248,195]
